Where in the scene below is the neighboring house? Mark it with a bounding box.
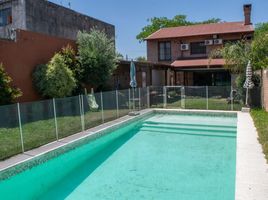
[0,0,115,40]
[146,4,254,87]
[0,0,115,102]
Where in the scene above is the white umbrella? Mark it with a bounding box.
[243,61,254,106]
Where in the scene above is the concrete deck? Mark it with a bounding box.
[0,109,267,199]
[236,112,268,200]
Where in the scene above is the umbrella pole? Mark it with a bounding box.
[132,88,135,111]
[245,88,249,107]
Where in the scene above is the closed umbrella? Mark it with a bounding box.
[243,61,254,106]
[130,60,137,111]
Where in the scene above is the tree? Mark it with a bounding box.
[210,23,268,73]
[136,15,220,42]
[33,54,77,98]
[136,56,147,62]
[0,64,22,105]
[77,28,118,88]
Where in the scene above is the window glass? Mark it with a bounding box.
[158,41,171,61]
[190,42,206,55]
[0,8,12,27]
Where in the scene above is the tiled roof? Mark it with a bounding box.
[146,22,254,40]
[171,59,225,68]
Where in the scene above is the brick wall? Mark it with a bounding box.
[263,69,268,111]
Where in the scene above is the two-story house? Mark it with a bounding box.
[146,4,254,87]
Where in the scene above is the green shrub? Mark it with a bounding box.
[0,63,22,105]
[33,54,77,98]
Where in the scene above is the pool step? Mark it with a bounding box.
[141,122,237,135]
[140,126,236,138]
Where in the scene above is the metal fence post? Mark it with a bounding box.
[81,95,85,131]
[138,87,141,110]
[116,90,119,118]
[231,86,234,111]
[79,95,85,132]
[163,86,167,108]
[100,91,104,123]
[206,86,209,110]
[181,86,185,109]
[17,103,24,153]
[128,88,131,111]
[147,86,150,109]
[52,98,59,141]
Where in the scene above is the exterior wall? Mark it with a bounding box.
[0,0,115,40]
[147,33,252,63]
[152,69,165,86]
[0,29,76,102]
[263,69,268,111]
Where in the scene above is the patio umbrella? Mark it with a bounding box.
[130,60,137,110]
[130,60,137,88]
[243,61,254,106]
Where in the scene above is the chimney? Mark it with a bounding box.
[243,4,252,25]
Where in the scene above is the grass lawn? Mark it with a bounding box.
[0,109,129,161]
[251,109,268,162]
[166,97,243,111]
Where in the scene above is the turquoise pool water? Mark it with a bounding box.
[0,113,237,200]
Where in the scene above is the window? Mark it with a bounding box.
[190,42,206,55]
[0,8,12,27]
[158,41,171,61]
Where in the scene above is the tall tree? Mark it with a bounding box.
[0,64,22,105]
[136,15,220,42]
[77,29,118,88]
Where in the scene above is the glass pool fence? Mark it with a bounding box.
[0,86,259,160]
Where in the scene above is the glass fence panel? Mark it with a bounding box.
[118,89,130,117]
[0,104,21,160]
[83,93,103,129]
[185,86,207,109]
[208,86,232,110]
[149,86,164,108]
[20,100,56,151]
[55,96,82,138]
[166,86,183,109]
[140,87,149,109]
[102,90,117,122]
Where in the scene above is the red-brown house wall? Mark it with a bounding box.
[0,30,76,103]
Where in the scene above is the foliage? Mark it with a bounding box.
[136,15,220,42]
[0,64,22,105]
[77,28,118,88]
[60,45,82,80]
[210,22,268,72]
[251,109,268,162]
[136,56,147,62]
[33,54,76,98]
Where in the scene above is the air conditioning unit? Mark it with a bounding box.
[204,40,213,46]
[181,44,189,51]
[214,39,223,45]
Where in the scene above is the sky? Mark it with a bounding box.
[49,0,268,60]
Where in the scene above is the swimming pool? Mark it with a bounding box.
[0,111,237,200]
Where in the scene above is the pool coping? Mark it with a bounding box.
[0,109,267,199]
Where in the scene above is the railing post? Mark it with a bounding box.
[100,91,104,123]
[116,90,119,118]
[147,86,150,109]
[231,86,234,111]
[17,103,24,153]
[81,95,85,131]
[138,87,141,110]
[163,86,167,108]
[79,95,85,132]
[128,88,131,111]
[206,86,209,110]
[52,98,59,141]
[181,86,185,109]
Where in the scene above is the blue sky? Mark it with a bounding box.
[49,0,268,59]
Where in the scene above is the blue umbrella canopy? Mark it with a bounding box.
[130,61,137,88]
[243,61,254,89]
